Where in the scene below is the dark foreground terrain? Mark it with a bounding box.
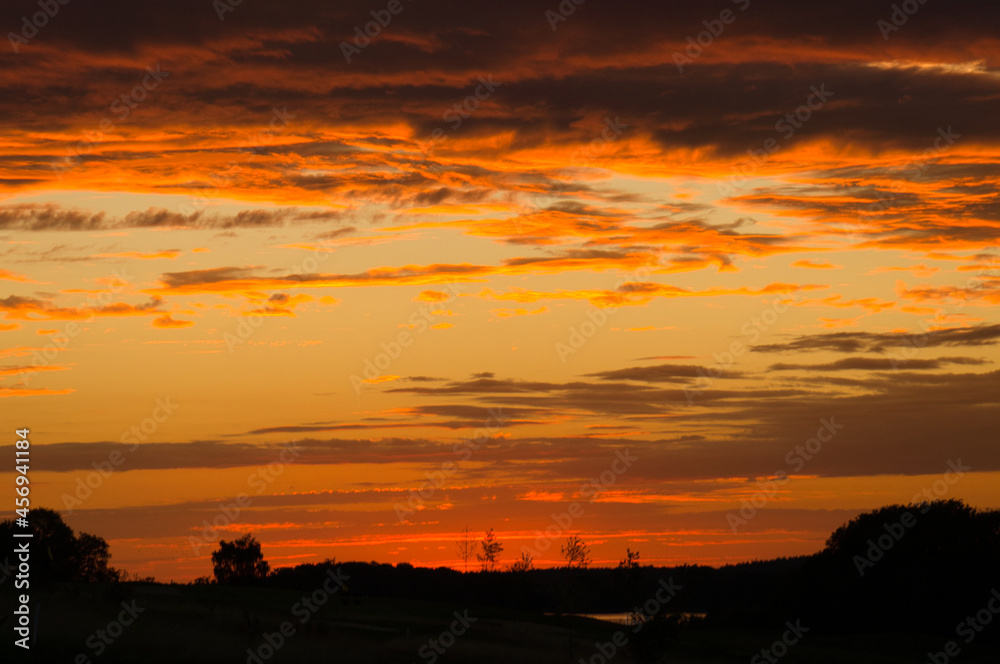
[3,499,999,662]
[3,581,1000,663]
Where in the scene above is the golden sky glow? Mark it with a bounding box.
[1,0,998,581]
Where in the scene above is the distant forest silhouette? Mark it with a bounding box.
[3,499,999,641]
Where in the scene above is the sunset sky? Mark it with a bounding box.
[1,0,998,581]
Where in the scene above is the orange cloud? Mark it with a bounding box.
[791,259,840,269]
[798,294,897,314]
[898,281,1000,306]
[95,250,181,260]
[362,375,401,385]
[518,491,565,502]
[868,264,940,278]
[0,269,36,282]
[490,306,549,318]
[242,292,313,317]
[152,315,195,329]
[0,345,67,359]
[0,387,75,398]
[0,365,70,377]
[414,290,454,302]
[818,316,862,328]
[479,282,826,308]
[0,295,162,322]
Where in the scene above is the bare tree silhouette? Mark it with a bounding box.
[618,547,640,569]
[476,528,503,571]
[508,551,533,572]
[456,526,476,573]
[561,534,591,568]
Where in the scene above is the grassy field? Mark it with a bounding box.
[2,583,999,663]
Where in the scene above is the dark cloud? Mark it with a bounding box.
[0,204,347,231]
[586,363,741,383]
[754,324,1000,353]
[159,267,255,289]
[314,227,356,240]
[16,368,1000,481]
[387,374,812,417]
[768,356,990,371]
[2,0,1000,209]
[0,294,162,320]
[152,262,489,293]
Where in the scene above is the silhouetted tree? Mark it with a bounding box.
[76,532,121,582]
[0,507,120,583]
[456,526,476,573]
[618,547,640,569]
[616,547,644,617]
[508,551,533,572]
[476,529,503,571]
[211,533,270,584]
[792,499,1000,635]
[561,534,590,568]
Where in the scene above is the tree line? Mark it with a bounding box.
[454,527,592,572]
[6,499,999,642]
